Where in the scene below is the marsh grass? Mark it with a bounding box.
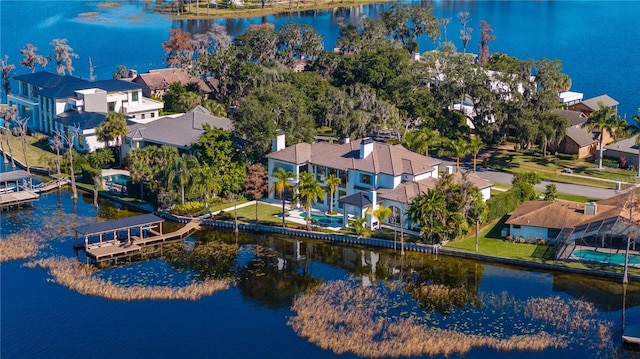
[289,279,568,357]
[25,257,230,301]
[0,229,47,262]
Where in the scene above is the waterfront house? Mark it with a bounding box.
[568,94,619,117]
[266,133,492,229]
[132,68,212,99]
[121,105,232,159]
[506,192,640,251]
[550,109,608,159]
[604,136,640,170]
[7,71,163,152]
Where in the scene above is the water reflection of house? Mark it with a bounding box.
[553,274,640,312]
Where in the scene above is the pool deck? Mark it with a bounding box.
[569,245,640,268]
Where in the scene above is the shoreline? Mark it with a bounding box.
[155,0,395,20]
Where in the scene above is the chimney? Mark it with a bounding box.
[445,165,454,174]
[344,136,350,144]
[369,190,377,208]
[272,130,286,152]
[585,202,597,215]
[413,52,421,61]
[360,137,374,159]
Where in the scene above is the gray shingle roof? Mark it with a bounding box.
[266,138,441,176]
[56,111,106,130]
[378,172,492,204]
[553,109,587,127]
[580,94,619,111]
[73,213,164,236]
[565,126,598,147]
[605,136,638,155]
[339,192,373,207]
[0,170,34,183]
[126,106,233,148]
[14,71,88,89]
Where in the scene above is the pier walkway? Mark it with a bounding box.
[74,214,200,265]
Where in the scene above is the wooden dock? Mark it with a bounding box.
[0,170,39,209]
[84,220,200,265]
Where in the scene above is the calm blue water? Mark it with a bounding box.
[0,1,639,118]
[2,187,640,358]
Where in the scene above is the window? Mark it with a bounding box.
[108,102,115,112]
[131,91,139,102]
[141,114,145,119]
[150,112,155,118]
[361,173,372,185]
[512,225,521,229]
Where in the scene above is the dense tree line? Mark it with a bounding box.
[154,4,573,164]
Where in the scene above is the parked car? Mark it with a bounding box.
[562,168,573,173]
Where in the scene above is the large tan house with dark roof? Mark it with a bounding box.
[266,134,492,229]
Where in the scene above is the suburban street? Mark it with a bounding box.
[438,160,619,200]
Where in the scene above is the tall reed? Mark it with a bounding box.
[26,257,230,301]
[0,229,47,262]
[289,279,567,357]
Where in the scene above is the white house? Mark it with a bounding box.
[7,71,163,152]
[266,134,493,229]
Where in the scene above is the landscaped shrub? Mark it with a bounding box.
[486,186,525,221]
[556,153,577,161]
[172,201,206,216]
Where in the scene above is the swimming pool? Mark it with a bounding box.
[572,249,640,266]
[104,174,130,186]
[301,212,343,226]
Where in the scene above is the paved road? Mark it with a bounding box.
[439,161,618,200]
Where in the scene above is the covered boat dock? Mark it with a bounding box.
[73,213,200,266]
[0,170,38,210]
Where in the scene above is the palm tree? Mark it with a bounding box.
[402,128,439,157]
[168,154,198,205]
[368,205,392,230]
[296,172,324,230]
[192,163,221,211]
[628,109,640,177]
[582,102,622,170]
[324,174,341,215]
[270,167,294,228]
[467,136,484,172]
[449,138,470,172]
[96,111,128,166]
[538,112,567,158]
[408,188,446,243]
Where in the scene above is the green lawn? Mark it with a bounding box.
[221,202,284,225]
[207,199,249,213]
[445,218,640,276]
[2,133,57,169]
[487,149,636,189]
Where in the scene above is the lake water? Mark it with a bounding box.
[0,1,639,118]
[2,186,640,358]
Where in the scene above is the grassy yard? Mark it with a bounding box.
[1,133,57,170]
[445,217,640,276]
[487,149,637,189]
[221,202,284,225]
